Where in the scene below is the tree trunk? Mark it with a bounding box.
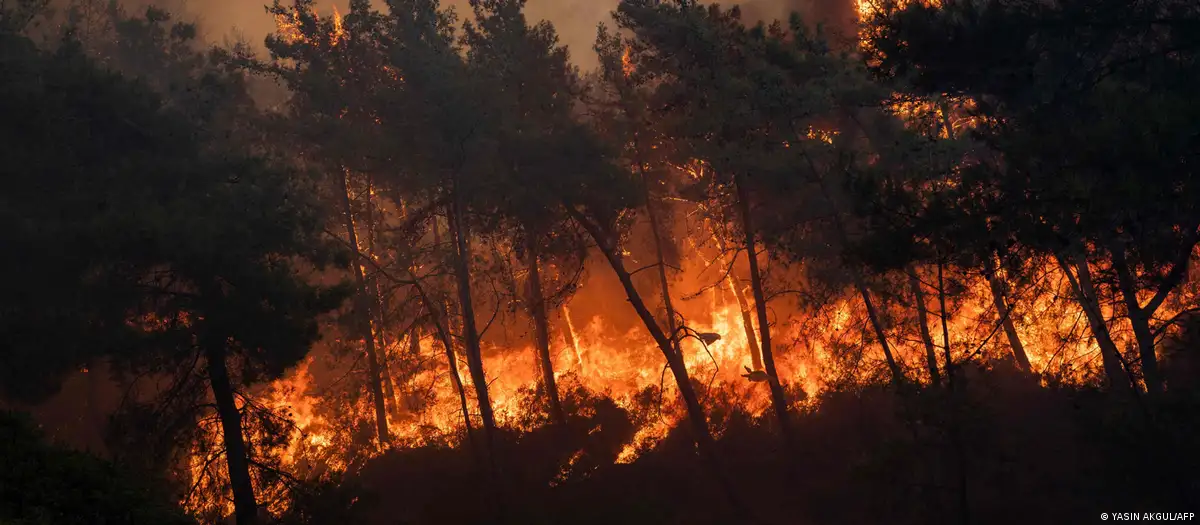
[567,207,750,515]
[854,273,905,387]
[907,266,942,387]
[1128,308,1162,394]
[707,234,763,370]
[1111,248,1164,394]
[809,168,903,387]
[445,196,506,523]
[409,260,477,456]
[204,342,258,525]
[937,261,955,387]
[526,239,566,427]
[937,260,970,525]
[436,299,478,451]
[1055,253,1130,391]
[982,255,1032,372]
[365,175,400,416]
[406,325,421,400]
[733,175,793,442]
[642,175,681,355]
[731,276,764,371]
[338,170,391,445]
[561,304,585,373]
[447,194,499,461]
[379,335,399,419]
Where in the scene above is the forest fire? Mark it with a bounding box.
[6,0,1200,524]
[216,220,1137,516]
[240,228,1172,469]
[255,273,788,462]
[163,0,1200,516]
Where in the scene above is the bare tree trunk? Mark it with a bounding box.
[982,255,1032,371]
[377,328,398,417]
[733,175,793,443]
[399,325,421,410]
[444,338,476,450]
[447,194,499,463]
[822,214,903,385]
[1127,307,1162,394]
[436,302,477,448]
[338,170,390,445]
[907,266,942,387]
[204,342,257,525]
[446,194,506,523]
[937,260,970,525]
[707,234,763,370]
[567,207,752,516]
[410,260,477,455]
[809,166,903,387]
[1054,253,1130,391]
[937,261,955,388]
[526,239,566,427]
[1111,248,1164,394]
[854,273,905,387]
[560,304,584,373]
[729,278,763,370]
[636,145,682,356]
[365,176,400,416]
[407,324,422,385]
[426,217,475,445]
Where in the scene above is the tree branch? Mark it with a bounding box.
[1143,230,1199,316]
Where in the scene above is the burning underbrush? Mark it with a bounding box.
[302,363,1198,525]
[175,241,1172,522]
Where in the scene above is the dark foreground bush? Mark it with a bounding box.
[0,411,195,525]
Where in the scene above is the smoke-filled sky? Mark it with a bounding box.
[186,0,623,69]
[180,0,856,71]
[182,0,618,69]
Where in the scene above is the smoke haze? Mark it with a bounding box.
[170,0,857,70]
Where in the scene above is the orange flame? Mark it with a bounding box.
[621,45,635,79]
[330,5,345,47]
[273,3,344,47]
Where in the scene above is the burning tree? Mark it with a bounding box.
[607,0,914,441]
[0,6,349,525]
[460,0,593,430]
[861,0,1200,394]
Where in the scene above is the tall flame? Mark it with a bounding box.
[621,45,635,79]
[331,5,345,47]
